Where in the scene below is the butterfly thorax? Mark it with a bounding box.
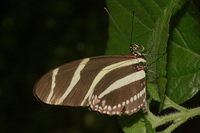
[129,44,147,71]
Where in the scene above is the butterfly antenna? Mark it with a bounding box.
[130,10,134,44]
[104,7,129,45]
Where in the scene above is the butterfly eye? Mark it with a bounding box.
[133,47,138,51]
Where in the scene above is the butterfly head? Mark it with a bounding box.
[129,44,144,57]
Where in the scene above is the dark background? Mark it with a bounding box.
[1,0,124,132]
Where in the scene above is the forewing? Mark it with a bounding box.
[34,55,142,107]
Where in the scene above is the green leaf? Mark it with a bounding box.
[166,0,200,104]
[106,0,156,55]
[118,111,146,133]
[147,0,180,112]
[144,115,156,133]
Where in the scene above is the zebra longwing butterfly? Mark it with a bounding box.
[34,44,148,116]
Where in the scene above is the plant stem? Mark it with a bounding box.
[147,105,200,131]
[163,96,188,112]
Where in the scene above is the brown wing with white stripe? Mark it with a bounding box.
[88,62,147,116]
[34,55,146,115]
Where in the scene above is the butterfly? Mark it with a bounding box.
[34,43,148,116]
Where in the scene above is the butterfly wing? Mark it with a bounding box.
[34,55,147,115]
[88,59,147,116]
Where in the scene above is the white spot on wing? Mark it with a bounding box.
[101,100,106,107]
[126,100,129,104]
[134,95,137,101]
[47,68,59,103]
[90,105,93,109]
[112,112,116,115]
[137,93,140,99]
[99,106,102,110]
[108,106,111,111]
[143,98,146,102]
[130,97,133,102]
